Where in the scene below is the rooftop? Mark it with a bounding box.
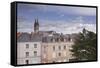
[17,31,77,42]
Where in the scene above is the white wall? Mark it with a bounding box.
[17,42,41,58]
[17,42,41,65]
[0,0,99,68]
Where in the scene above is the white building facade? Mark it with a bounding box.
[17,41,41,65]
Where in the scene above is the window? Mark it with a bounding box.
[51,38,53,42]
[68,37,71,41]
[34,51,37,56]
[26,44,29,48]
[64,46,66,50]
[56,38,59,42]
[26,52,29,57]
[61,38,64,42]
[25,60,29,64]
[58,52,61,56]
[34,44,37,48]
[51,38,55,42]
[53,46,55,51]
[42,37,47,42]
[59,46,61,50]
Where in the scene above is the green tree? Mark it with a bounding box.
[71,28,97,61]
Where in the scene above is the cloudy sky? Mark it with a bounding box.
[17,3,96,34]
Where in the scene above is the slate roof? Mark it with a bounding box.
[17,33,42,42]
[17,32,77,42]
[42,34,71,43]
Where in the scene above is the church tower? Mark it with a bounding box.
[34,18,39,33]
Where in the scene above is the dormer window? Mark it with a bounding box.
[61,38,64,42]
[52,38,55,42]
[51,38,53,42]
[64,39,66,42]
[42,37,47,42]
[56,38,59,42]
[68,37,71,42]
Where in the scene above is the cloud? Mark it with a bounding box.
[38,17,96,34]
[17,16,96,34]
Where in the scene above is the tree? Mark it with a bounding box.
[70,28,97,61]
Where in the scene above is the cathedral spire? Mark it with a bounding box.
[34,18,39,33]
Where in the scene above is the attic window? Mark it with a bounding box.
[51,38,55,42]
[51,38,53,42]
[68,37,71,41]
[42,37,47,42]
[56,38,59,42]
[61,38,64,42]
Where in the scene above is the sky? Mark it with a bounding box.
[17,3,96,34]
